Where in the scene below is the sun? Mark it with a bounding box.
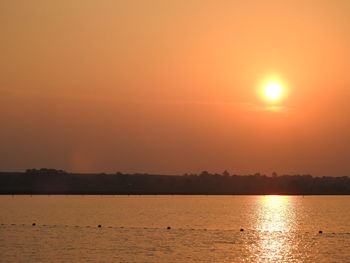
[264,82,282,100]
[258,76,288,104]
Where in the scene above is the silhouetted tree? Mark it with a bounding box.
[222,170,230,177]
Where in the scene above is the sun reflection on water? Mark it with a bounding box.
[250,195,297,262]
[257,195,295,232]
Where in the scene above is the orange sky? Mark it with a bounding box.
[1,0,350,176]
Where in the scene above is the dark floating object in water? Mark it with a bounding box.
[319,230,323,234]
[240,228,244,232]
[167,226,171,230]
[98,224,102,228]
[32,223,36,226]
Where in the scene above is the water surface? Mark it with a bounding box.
[1,195,349,262]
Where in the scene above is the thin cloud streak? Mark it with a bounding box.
[1,88,291,113]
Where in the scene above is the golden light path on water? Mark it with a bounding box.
[257,196,295,231]
[248,196,297,262]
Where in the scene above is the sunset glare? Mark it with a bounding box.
[264,82,282,101]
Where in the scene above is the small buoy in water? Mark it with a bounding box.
[167,226,171,230]
[319,230,323,234]
[32,223,36,226]
[240,228,244,232]
[98,225,102,228]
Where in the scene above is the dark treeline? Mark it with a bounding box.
[1,169,350,195]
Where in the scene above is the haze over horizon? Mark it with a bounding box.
[1,0,350,177]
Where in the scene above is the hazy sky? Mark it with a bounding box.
[1,0,350,176]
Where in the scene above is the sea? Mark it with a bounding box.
[0,195,350,262]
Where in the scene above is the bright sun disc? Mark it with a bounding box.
[264,82,282,100]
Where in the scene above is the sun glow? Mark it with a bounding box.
[265,82,282,100]
[258,76,288,105]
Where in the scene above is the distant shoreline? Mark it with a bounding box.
[1,169,350,195]
[1,193,350,196]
